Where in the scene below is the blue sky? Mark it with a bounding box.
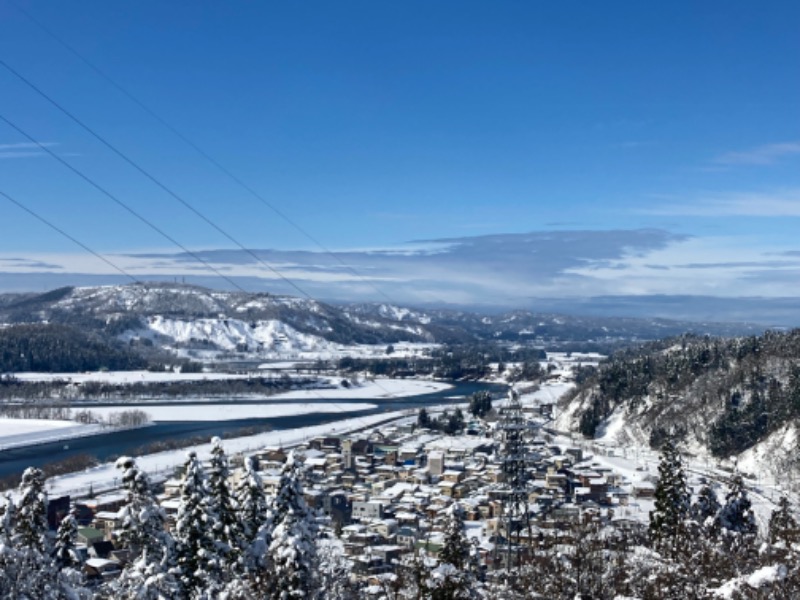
[1,1,799,322]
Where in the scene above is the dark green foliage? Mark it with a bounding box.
[417,407,431,429]
[769,496,800,546]
[0,323,146,372]
[338,343,546,381]
[717,473,757,537]
[468,390,493,418]
[417,407,465,434]
[571,329,800,455]
[53,510,79,570]
[691,483,721,536]
[506,360,544,382]
[649,440,690,557]
[12,468,50,554]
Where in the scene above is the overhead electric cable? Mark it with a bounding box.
[0,188,139,284]
[1,59,315,302]
[0,61,425,404]
[0,116,404,409]
[7,1,407,306]
[0,113,248,294]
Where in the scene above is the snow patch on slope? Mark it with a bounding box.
[128,316,337,353]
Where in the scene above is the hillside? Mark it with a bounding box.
[0,283,765,359]
[0,323,147,372]
[556,329,800,479]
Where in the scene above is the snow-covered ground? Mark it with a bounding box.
[271,377,451,400]
[86,402,377,422]
[0,418,107,451]
[12,370,256,384]
[11,373,451,401]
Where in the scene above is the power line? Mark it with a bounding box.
[0,119,405,411]
[0,188,139,284]
[0,65,408,404]
[0,113,249,294]
[9,0,402,306]
[1,59,315,302]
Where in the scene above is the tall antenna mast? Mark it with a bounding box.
[494,387,534,574]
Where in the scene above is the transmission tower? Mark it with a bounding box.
[493,387,535,572]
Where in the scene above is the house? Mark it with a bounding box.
[427,451,445,477]
[77,526,106,546]
[396,526,418,548]
[84,558,121,582]
[368,519,398,540]
[353,500,385,521]
[633,482,656,498]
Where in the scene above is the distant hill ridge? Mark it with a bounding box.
[0,282,764,351]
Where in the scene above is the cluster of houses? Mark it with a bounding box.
[44,411,653,584]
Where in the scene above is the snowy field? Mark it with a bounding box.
[11,372,452,401]
[86,402,377,422]
[0,418,106,451]
[271,377,451,400]
[13,370,260,384]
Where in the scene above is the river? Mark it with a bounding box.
[0,380,505,479]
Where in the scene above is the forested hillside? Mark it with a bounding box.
[0,324,147,372]
[560,329,800,460]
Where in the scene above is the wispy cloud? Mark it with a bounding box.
[0,151,46,159]
[0,141,59,159]
[0,142,58,151]
[644,189,800,217]
[714,141,800,166]
[2,229,798,323]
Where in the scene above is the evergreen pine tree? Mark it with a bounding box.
[53,507,79,570]
[13,467,50,554]
[1,492,16,539]
[715,472,759,575]
[112,456,179,599]
[691,483,721,537]
[207,437,242,579]
[266,452,320,600]
[717,473,757,536]
[236,455,269,546]
[768,496,799,547]
[649,439,690,557]
[430,502,473,600]
[6,468,65,599]
[175,451,224,599]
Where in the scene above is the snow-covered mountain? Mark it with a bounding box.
[0,282,764,354]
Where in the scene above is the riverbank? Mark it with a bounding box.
[0,378,499,481]
[0,418,149,452]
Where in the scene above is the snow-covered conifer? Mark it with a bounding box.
[175,450,224,598]
[768,496,799,547]
[265,452,320,599]
[438,502,470,570]
[112,456,180,599]
[1,492,16,540]
[429,502,475,599]
[53,507,79,570]
[717,473,757,536]
[13,467,50,554]
[235,455,270,576]
[649,439,690,556]
[208,437,242,577]
[4,469,65,599]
